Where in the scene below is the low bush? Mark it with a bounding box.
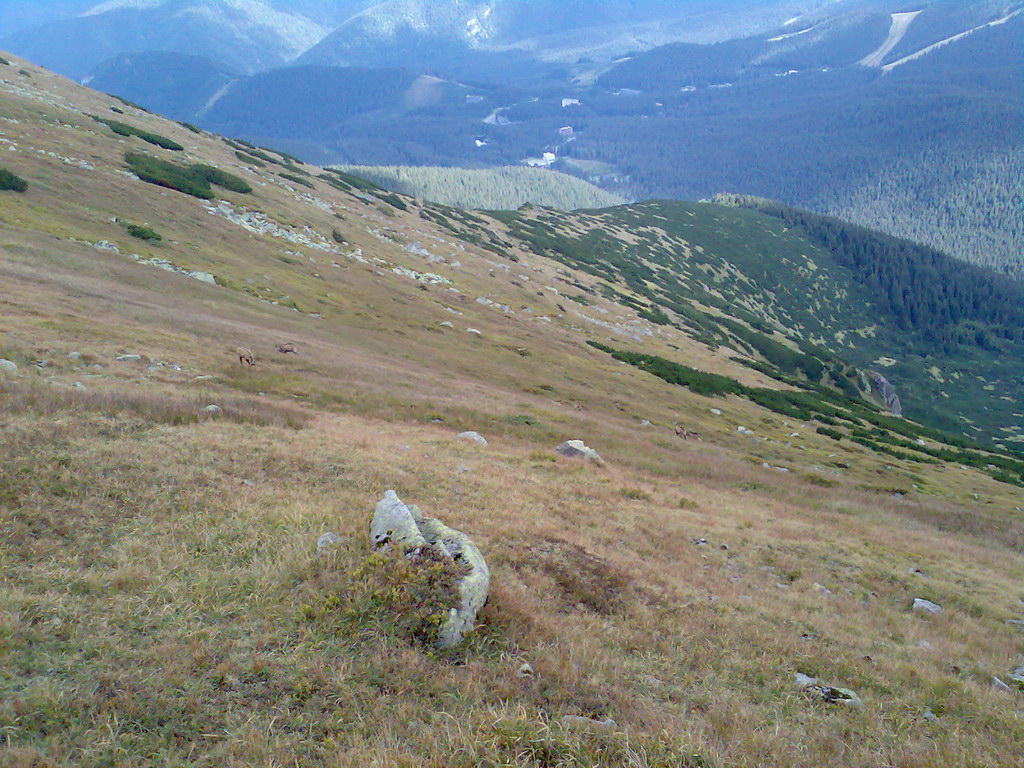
[0,168,28,193]
[92,116,183,151]
[280,172,314,189]
[235,151,265,167]
[125,223,162,241]
[125,153,251,199]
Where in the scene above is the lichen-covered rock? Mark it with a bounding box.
[369,490,489,648]
[912,598,942,615]
[864,371,903,417]
[555,439,603,464]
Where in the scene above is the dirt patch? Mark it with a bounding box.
[510,537,631,615]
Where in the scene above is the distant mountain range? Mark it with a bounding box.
[2,0,1020,275]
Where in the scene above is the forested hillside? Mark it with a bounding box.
[332,165,627,210]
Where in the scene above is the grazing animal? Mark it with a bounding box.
[276,342,299,355]
[236,346,255,367]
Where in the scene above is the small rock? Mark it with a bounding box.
[241,479,255,487]
[559,715,616,731]
[115,354,141,363]
[916,639,932,650]
[456,465,471,475]
[466,328,482,335]
[439,321,454,328]
[202,404,221,413]
[72,381,86,390]
[693,538,708,546]
[554,439,603,464]
[67,351,81,360]
[515,662,535,679]
[316,531,340,552]
[991,676,1012,692]
[922,709,939,724]
[710,408,722,416]
[912,598,942,615]
[457,431,488,446]
[1005,619,1024,628]
[794,673,863,707]
[909,568,927,577]
[0,359,18,375]
[192,375,215,382]
[1009,664,1024,686]
[814,583,834,597]
[640,419,651,426]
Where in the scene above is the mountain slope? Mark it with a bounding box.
[1,51,1024,768]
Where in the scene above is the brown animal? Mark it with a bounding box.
[276,342,299,355]
[236,346,255,367]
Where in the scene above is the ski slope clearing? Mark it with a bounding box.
[859,11,922,68]
[882,8,1023,72]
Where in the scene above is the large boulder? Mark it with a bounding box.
[369,490,489,648]
[864,371,902,417]
[555,439,603,464]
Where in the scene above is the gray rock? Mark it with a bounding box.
[202,404,221,413]
[991,676,1012,692]
[115,354,141,363]
[559,715,617,731]
[710,408,722,416]
[316,531,340,552]
[466,328,482,335]
[865,371,902,417]
[0,359,17,375]
[912,598,942,615]
[72,381,86,390]
[369,490,490,648]
[67,351,81,360]
[922,709,939,724]
[1010,664,1024,687]
[439,321,454,328]
[189,271,216,284]
[554,439,603,464]
[516,662,535,679]
[794,673,863,707]
[457,431,488,446]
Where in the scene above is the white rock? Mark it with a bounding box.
[710,408,722,416]
[912,598,942,615]
[316,531,340,552]
[555,439,604,464]
[115,354,141,363]
[559,715,616,731]
[203,404,221,413]
[67,351,81,360]
[457,431,488,446]
[439,321,454,328]
[0,359,17,375]
[466,328,482,336]
[991,676,1012,692]
[516,662,535,679]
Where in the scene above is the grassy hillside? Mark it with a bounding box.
[1,51,1024,768]
[332,164,628,211]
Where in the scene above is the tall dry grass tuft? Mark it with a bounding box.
[0,379,311,429]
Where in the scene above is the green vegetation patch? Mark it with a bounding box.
[124,223,162,241]
[0,167,28,193]
[125,153,252,199]
[235,151,266,167]
[280,172,315,189]
[92,116,184,151]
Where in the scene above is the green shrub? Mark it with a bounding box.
[280,172,314,189]
[235,151,265,167]
[178,122,202,134]
[125,223,162,241]
[331,228,348,244]
[301,547,465,647]
[125,153,251,199]
[0,167,28,193]
[0,57,9,66]
[93,116,183,151]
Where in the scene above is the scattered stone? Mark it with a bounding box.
[67,351,81,360]
[457,431,488,446]
[794,673,863,707]
[922,709,939,724]
[316,531,340,552]
[640,419,651,426]
[917,639,932,650]
[115,354,141,363]
[737,426,749,434]
[559,715,617,731]
[1009,663,1024,686]
[192,375,215,382]
[241,479,255,487]
[72,381,86,390]
[439,321,454,328]
[814,583,834,597]
[554,439,603,464]
[710,408,722,416]
[693,538,708,546]
[912,598,942,615]
[456,465,471,475]
[516,662,535,679]
[909,568,927,577]
[0,359,17,375]
[466,328,482,336]
[202,404,221,413]
[991,676,1012,692]
[369,490,490,648]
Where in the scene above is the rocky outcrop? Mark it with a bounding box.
[864,371,903,417]
[369,490,489,648]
